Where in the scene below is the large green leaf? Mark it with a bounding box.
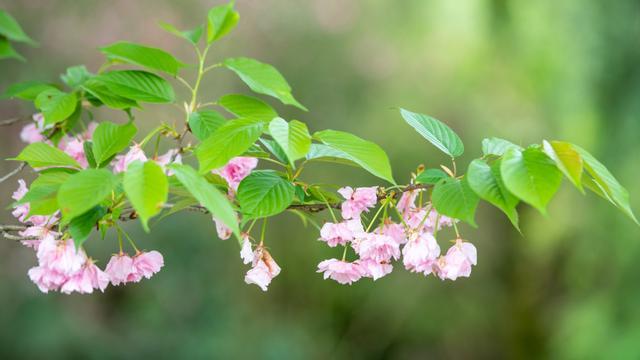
[543,140,584,193]
[571,144,638,224]
[415,168,448,185]
[304,144,359,167]
[400,108,464,157]
[218,93,278,121]
[57,169,118,220]
[2,81,57,100]
[313,130,395,184]
[92,121,137,167]
[0,10,36,45]
[169,164,239,238]
[0,38,24,61]
[467,159,519,229]
[432,177,479,226]
[223,57,307,111]
[69,206,107,249]
[237,170,295,218]
[159,22,203,45]
[100,42,185,76]
[16,170,73,216]
[501,147,562,214]
[196,118,265,173]
[34,89,78,125]
[482,137,522,156]
[12,142,81,169]
[81,78,138,109]
[207,2,239,43]
[95,70,175,103]
[188,110,226,141]
[123,161,168,231]
[268,117,310,166]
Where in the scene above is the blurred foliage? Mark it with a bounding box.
[0,0,639,358]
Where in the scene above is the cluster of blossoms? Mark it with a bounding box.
[316,187,477,285]
[12,115,167,294]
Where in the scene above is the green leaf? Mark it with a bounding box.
[123,161,168,231]
[237,170,295,218]
[96,70,175,103]
[218,93,278,121]
[0,38,24,61]
[223,57,307,111]
[571,144,638,224]
[69,206,107,248]
[169,164,239,238]
[304,143,359,167]
[61,65,92,88]
[81,78,138,109]
[16,170,72,216]
[188,110,226,141]
[83,141,97,168]
[482,137,522,156]
[34,89,78,125]
[400,108,464,157]
[542,140,584,193]
[268,118,311,166]
[2,81,56,100]
[260,139,289,164]
[467,159,519,229]
[432,177,479,226]
[100,41,185,76]
[415,168,448,185]
[12,142,81,169]
[159,22,203,45]
[314,129,395,184]
[207,2,239,43]
[92,121,138,166]
[0,10,36,45]
[196,118,265,173]
[57,169,118,220]
[501,147,562,214]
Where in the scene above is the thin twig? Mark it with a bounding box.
[0,162,26,184]
[0,117,24,126]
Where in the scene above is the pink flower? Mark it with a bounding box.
[105,253,135,286]
[244,249,280,291]
[36,237,87,276]
[154,149,182,175]
[213,217,233,240]
[113,145,148,173]
[18,226,59,250]
[240,237,254,265]
[11,179,30,222]
[132,251,164,280]
[214,157,258,191]
[60,138,88,168]
[356,233,400,263]
[319,219,365,247]
[402,232,441,275]
[378,222,408,245]
[60,259,109,294]
[28,265,67,293]
[396,190,420,215]
[435,240,477,281]
[19,114,47,144]
[358,259,393,280]
[317,258,364,285]
[84,122,98,140]
[338,186,378,219]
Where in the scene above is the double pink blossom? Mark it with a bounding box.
[317,258,365,285]
[213,217,233,240]
[113,145,148,173]
[402,232,441,275]
[319,219,365,247]
[60,259,109,294]
[153,149,182,175]
[105,251,164,285]
[60,138,88,168]
[358,259,393,281]
[435,239,477,281]
[337,186,378,219]
[244,248,280,291]
[355,233,400,263]
[29,237,95,293]
[19,114,48,144]
[378,221,408,245]
[214,157,258,191]
[240,236,254,265]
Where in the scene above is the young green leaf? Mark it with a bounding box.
[415,168,448,185]
[188,110,226,141]
[432,177,479,226]
[100,42,185,76]
[81,78,139,109]
[92,121,137,167]
[501,147,562,214]
[159,22,203,45]
[218,93,278,121]
[571,144,638,224]
[12,142,81,169]
[400,108,464,157]
[268,117,311,166]
[0,10,36,45]
[0,38,24,61]
[57,169,118,220]
[2,81,57,100]
[237,170,295,218]
[69,206,107,249]
[34,89,78,125]
[304,144,359,167]
[482,137,522,156]
[169,164,239,238]
[95,70,175,103]
[123,161,168,231]
[207,2,239,43]
[223,57,307,111]
[196,118,265,173]
[542,140,584,193]
[61,65,92,88]
[314,130,396,184]
[467,159,519,229]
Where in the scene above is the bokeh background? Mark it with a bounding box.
[1,0,639,358]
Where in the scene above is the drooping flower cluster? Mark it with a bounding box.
[240,236,281,291]
[316,187,478,285]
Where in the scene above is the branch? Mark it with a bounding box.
[0,162,26,184]
[0,117,26,126]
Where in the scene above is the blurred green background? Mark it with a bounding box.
[1,0,639,358]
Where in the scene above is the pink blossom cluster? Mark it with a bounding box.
[240,236,281,291]
[317,188,478,285]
